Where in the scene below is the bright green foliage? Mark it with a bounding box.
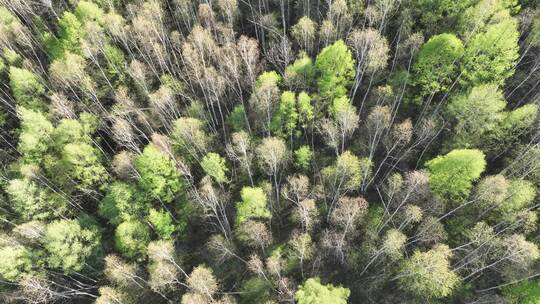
[398,244,459,299]
[295,277,351,304]
[9,67,45,110]
[228,104,247,131]
[135,144,183,203]
[315,40,355,100]
[17,107,54,164]
[461,14,519,86]
[297,91,314,127]
[4,48,22,66]
[271,91,299,136]
[44,219,101,273]
[74,1,105,24]
[61,143,107,190]
[445,85,537,150]
[285,53,316,88]
[98,182,145,225]
[160,74,184,93]
[148,208,176,239]
[0,245,35,281]
[459,0,518,37]
[426,149,486,201]
[499,180,536,215]
[6,178,67,221]
[104,45,126,85]
[201,152,229,183]
[330,95,354,117]
[114,220,151,260]
[500,104,539,132]
[412,33,464,95]
[445,84,507,148]
[53,118,90,147]
[294,145,313,170]
[235,187,272,225]
[98,194,121,225]
[47,1,104,59]
[255,70,281,88]
[47,12,83,59]
[504,279,540,304]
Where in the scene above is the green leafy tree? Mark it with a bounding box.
[201,152,229,184]
[458,0,518,38]
[297,91,314,128]
[445,84,507,148]
[528,11,540,47]
[412,33,464,96]
[228,104,247,132]
[504,279,540,304]
[6,178,67,221]
[46,1,104,59]
[315,40,355,100]
[235,187,272,225]
[53,119,89,147]
[398,244,459,299]
[103,45,126,85]
[413,0,477,33]
[0,245,35,281]
[46,12,83,59]
[239,277,274,304]
[148,208,176,239]
[114,220,151,261]
[498,180,536,216]
[461,13,519,86]
[3,48,22,66]
[426,149,486,201]
[285,53,316,89]
[294,145,313,170]
[271,91,299,136]
[74,1,105,24]
[44,219,102,273]
[295,277,350,304]
[9,67,46,110]
[60,143,108,190]
[98,182,146,225]
[255,70,281,88]
[17,108,54,164]
[135,144,183,203]
[499,104,539,136]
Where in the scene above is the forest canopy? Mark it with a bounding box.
[0,0,539,303]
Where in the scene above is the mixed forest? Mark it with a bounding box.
[0,0,539,303]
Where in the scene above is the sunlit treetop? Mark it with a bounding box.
[426,149,486,201]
